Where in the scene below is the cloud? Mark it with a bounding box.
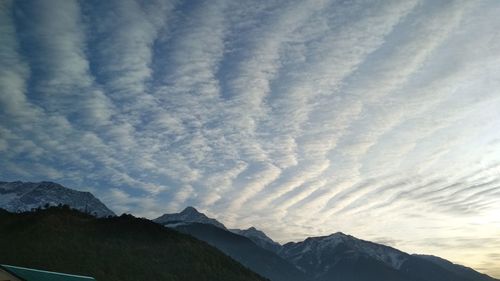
[0,0,36,121]
[2,0,500,277]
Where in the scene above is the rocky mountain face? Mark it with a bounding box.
[0,181,115,217]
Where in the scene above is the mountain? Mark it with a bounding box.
[3,181,497,281]
[231,226,282,254]
[415,254,496,281]
[279,232,498,281]
[279,232,407,273]
[0,181,115,217]
[174,223,309,281]
[155,208,499,281]
[279,232,408,281]
[0,206,268,281]
[154,206,226,229]
[155,208,309,281]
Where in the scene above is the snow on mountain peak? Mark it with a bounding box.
[230,226,282,254]
[154,206,227,229]
[181,206,199,214]
[280,232,408,272]
[239,227,274,241]
[0,181,115,217]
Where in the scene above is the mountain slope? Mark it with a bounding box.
[231,227,282,254]
[0,207,268,281]
[412,255,497,281]
[174,222,310,281]
[155,207,308,281]
[279,232,408,273]
[279,232,498,281]
[0,181,115,217]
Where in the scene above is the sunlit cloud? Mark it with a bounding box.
[1,0,500,277]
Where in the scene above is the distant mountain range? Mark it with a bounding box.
[278,232,496,281]
[0,180,498,281]
[157,207,499,281]
[153,206,306,281]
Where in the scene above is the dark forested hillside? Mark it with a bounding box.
[0,207,268,281]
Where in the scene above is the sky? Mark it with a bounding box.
[1,0,500,277]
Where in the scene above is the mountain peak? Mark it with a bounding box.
[281,231,409,274]
[0,181,115,217]
[181,206,200,214]
[231,226,282,253]
[243,226,265,235]
[39,180,58,185]
[324,231,353,241]
[154,207,227,229]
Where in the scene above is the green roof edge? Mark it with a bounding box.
[0,264,96,280]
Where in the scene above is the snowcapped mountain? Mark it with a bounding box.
[278,232,498,281]
[231,226,282,254]
[2,180,497,281]
[280,232,408,273]
[155,207,308,281]
[153,207,498,281]
[0,181,115,217]
[154,206,227,229]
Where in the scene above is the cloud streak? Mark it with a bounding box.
[1,0,500,277]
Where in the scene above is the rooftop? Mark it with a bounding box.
[0,264,96,281]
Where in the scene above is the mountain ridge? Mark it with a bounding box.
[174,222,309,281]
[0,206,268,281]
[231,226,282,254]
[0,181,115,217]
[279,231,498,281]
[157,207,499,281]
[2,180,498,281]
[155,207,306,281]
